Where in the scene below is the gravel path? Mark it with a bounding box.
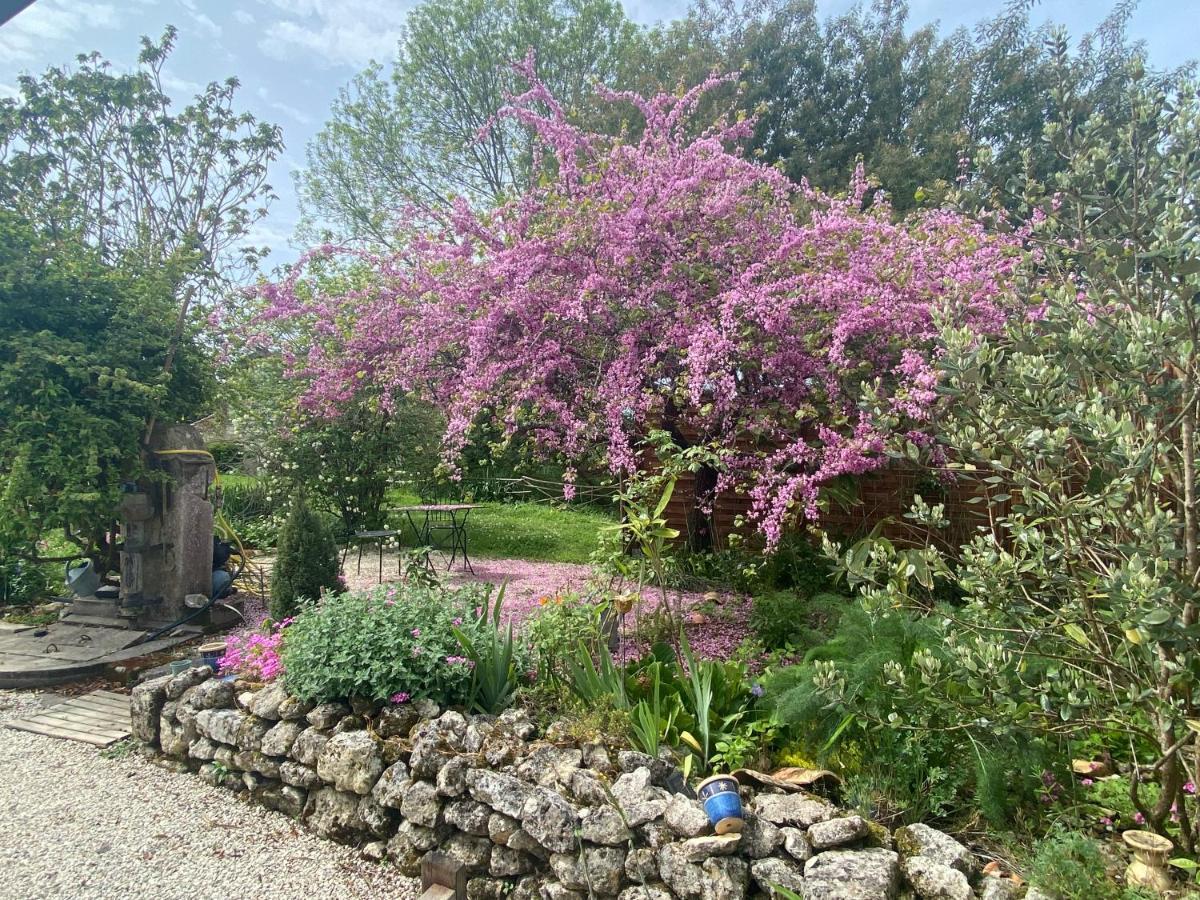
[0,691,418,900]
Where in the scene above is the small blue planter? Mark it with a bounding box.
[697,774,745,834]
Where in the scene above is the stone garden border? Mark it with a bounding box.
[130,667,1019,900]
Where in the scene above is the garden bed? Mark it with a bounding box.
[132,665,1013,900]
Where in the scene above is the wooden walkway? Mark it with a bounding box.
[5,689,130,747]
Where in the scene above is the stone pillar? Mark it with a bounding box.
[120,424,216,627]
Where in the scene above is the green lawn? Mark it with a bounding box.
[388,492,612,564]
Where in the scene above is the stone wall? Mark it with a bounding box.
[131,668,1018,900]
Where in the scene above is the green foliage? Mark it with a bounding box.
[527,592,610,684]
[750,591,846,651]
[0,546,54,607]
[259,395,442,535]
[0,26,282,289]
[844,70,1200,842]
[298,0,647,244]
[281,582,495,704]
[767,602,1047,825]
[0,212,212,568]
[270,495,341,621]
[453,585,521,714]
[1027,829,1145,900]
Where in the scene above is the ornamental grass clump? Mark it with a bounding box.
[280,582,496,705]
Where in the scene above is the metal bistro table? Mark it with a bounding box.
[395,504,483,574]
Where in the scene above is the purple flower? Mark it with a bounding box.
[1081,778,1094,787]
[411,628,421,637]
[1186,781,1196,795]
[390,692,410,705]
[1134,812,1146,825]
[750,683,765,698]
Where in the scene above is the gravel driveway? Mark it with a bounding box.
[0,691,418,900]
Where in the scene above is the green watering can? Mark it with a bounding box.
[65,559,102,598]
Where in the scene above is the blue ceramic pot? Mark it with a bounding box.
[697,774,745,834]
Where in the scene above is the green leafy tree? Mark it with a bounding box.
[297,0,646,244]
[0,212,211,569]
[0,27,282,296]
[827,70,1200,846]
[270,495,341,622]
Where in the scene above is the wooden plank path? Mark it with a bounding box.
[5,689,130,747]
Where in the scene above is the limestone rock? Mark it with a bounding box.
[164,666,210,700]
[357,794,395,837]
[372,761,412,809]
[183,677,235,711]
[413,698,440,719]
[488,812,521,846]
[401,779,443,827]
[584,846,627,896]
[387,828,425,877]
[678,834,742,862]
[303,787,366,844]
[664,794,710,838]
[277,694,314,721]
[740,814,783,858]
[749,857,807,898]
[618,886,673,900]
[194,708,245,745]
[780,827,813,863]
[809,815,870,850]
[306,701,351,729]
[396,818,442,852]
[894,823,976,876]
[235,715,272,752]
[468,769,533,818]
[625,848,658,884]
[444,833,492,875]
[410,727,456,778]
[468,878,510,900]
[569,770,613,806]
[659,845,749,900]
[491,845,536,877]
[246,682,289,720]
[260,720,304,757]
[290,727,329,767]
[803,848,900,900]
[540,882,585,900]
[360,840,388,862]
[129,674,172,745]
[376,704,420,739]
[903,857,972,900]
[521,786,582,854]
[280,761,321,789]
[317,730,383,795]
[446,799,493,836]
[188,736,218,761]
[980,879,1024,900]
[498,707,537,740]
[517,745,583,788]
[752,792,835,828]
[437,754,471,797]
[580,805,633,846]
[611,768,669,827]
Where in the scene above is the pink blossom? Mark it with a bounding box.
[1185,781,1196,795]
[1081,778,1094,787]
[255,64,1023,549]
[390,692,411,704]
[1134,812,1146,824]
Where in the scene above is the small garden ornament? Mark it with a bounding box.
[1122,830,1173,894]
[697,774,745,834]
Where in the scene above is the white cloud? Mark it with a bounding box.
[233,9,256,25]
[256,85,313,124]
[255,0,409,68]
[180,0,222,38]
[162,72,205,95]
[0,1,119,63]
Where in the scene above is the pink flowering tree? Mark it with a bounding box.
[259,58,1022,548]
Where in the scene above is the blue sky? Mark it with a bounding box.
[0,0,1193,272]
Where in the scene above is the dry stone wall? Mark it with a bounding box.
[131,667,1019,900]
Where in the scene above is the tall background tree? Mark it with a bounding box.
[297,0,646,244]
[0,28,280,573]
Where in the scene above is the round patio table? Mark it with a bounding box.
[394,504,483,574]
